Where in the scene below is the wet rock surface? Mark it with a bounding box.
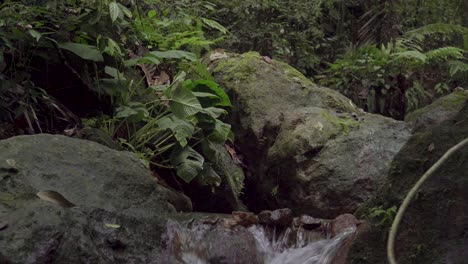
[207,52,411,218]
[0,134,191,263]
[349,93,468,264]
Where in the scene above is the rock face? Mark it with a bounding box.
[207,52,411,218]
[349,91,468,264]
[0,134,192,263]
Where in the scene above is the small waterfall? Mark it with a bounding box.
[248,225,356,264]
[166,217,357,264]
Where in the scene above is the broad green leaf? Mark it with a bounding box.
[109,2,121,22]
[148,10,157,19]
[202,107,227,119]
[157,114,195,147]
[184,80,231,107]
[149,50,197,61]
[209,120,231,142]
[170,146,204,183]
[117,3,132,18]
[196,163,221,186]
[124,56,161,67]
[201,18,227,34]
[28,29,42,42]
[104,66,126,79]
[169,86,203,118]
[149,85,169,92]
[58,42,103,62]
[115,103,149,122]
[106,38,122,56]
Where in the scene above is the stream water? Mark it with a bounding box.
[167,220,357,264]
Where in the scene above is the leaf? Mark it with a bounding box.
[109,2,121,22]
[149,50,197,61]
[209,120,231,142]
[104,66,126,79]
[169,86,203,118]
[202,107,227,119]
[106,38,122,56]
[196,163,221,186]
[124,56,161,67]
[117,3,132,18]
[28,29,42,42]
[157,114,195,147]
[36,190,76,208]
[115,103,149,122]
[148,10,157,19]
[201,18,227,34]
[184,80,231,107]
[170,146,204,183]
[58,42,104,62]
[104,223,121,229]
[392,50,426,63]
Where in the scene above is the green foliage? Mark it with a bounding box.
[209,0,331,73]
[367,205,397,227]
[0,0,231,187]
[322,23,468,118]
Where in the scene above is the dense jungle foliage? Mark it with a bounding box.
[0,0,467,190]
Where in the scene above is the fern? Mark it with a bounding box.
[188,61,215,81]
[447,60,468,77]
[406,23,468,41]
[392,50,427,63]
[425,47,465,63]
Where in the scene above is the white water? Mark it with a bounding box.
[167,220,356,264]
[248,226,356,264]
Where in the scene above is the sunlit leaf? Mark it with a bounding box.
[58,42,103,62]
[201,18,227,34]
[109,2,121,22]
[169,86,203,118]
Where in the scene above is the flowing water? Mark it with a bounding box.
[167,219,356,264]
[248,225,356,264]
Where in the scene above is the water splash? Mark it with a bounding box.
[248,225,356,264]
[167,219,356,264]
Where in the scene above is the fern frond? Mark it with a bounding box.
[392,50,427,63]
[425,47,465,63]
[189,61,215,81]
[447,60,468,77]
[406,23,468,41]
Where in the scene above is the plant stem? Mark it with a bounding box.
[387,138,468,264]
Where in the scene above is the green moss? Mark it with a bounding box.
[322,111,359,134]
[405,91,468,123]
[274,60,314,87]
[322,93,356,113]
[213,52,262,82]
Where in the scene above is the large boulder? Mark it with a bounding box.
[207,52,410,218]
[349,91,468,263]
[0,134,191,263]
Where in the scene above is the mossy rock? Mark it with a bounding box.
[405,90,468,132]
[349,97,468,264]
[0,134,192,263]
[206,52,410,217]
